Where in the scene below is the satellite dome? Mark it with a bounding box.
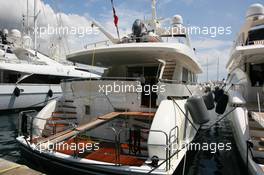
[172,15,183,26]
[3,29,8,35]
[9,29,21,38]
[246,3,264,18]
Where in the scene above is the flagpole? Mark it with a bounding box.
[110,0,120,40]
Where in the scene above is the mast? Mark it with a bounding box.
[34,0,38,56]
[27,0,29,35]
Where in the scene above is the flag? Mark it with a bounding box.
[111,0,119,27]
[110,0,120,39]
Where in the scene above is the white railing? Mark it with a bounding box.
[84,40,111,49]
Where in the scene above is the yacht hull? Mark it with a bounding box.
[0,84,61,111]
[18,141,179,175]
[228,106,264,175]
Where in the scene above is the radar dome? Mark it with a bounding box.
[9,29,21,38]
[172,15,183,26]
[246,3,264,18]
[3,29,8,35]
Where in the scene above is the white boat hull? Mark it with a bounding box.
[0,84,62,110]
[228,106,264,175]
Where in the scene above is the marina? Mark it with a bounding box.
[0,0,264,174]
[0,158,42,175]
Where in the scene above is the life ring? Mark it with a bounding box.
[13,87,20,97]
[48,89,53,97]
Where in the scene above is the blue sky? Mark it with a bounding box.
[42,0,262,39]
[40,0,263,81]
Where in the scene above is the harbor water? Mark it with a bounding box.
[0,111,247,175]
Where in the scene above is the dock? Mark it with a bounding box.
[0,158,43,175]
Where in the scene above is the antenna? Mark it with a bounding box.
[217,57,219,82]
[27,0,29,35]
[33,0,41,56]
[151,0,157,30]
[206,57,208,82]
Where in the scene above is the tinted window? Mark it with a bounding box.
[20,74,73,84]
[247,27,264,45]
[182,67,188,82]
[250,63,264,86]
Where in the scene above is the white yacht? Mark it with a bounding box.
[0,0,99,111]
[225,3,264,175]
[0,30,99,111]
[16,1,208,174]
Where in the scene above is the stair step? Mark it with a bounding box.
[58,105,76,109]
[253,145,264,158]
[56,107,76,113]
[162,76,173,79]
[252,136,264,142]
[163,72,174,75]
[250,126,264,131]
[250,129,264,138]
[47,119,77,125]
[254,146,264,152]
[42,126,70,137]
[249,121,263,128]
[52,112,77,119]
[164,67,175,70]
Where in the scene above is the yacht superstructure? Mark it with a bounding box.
[225,3,264,175]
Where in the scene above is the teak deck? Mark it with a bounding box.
[37,112,155,147]
[85,147,145,166]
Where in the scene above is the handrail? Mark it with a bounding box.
[116,127,171,170]
[18,109,77,143]
[61,76,141,83]
[168,125,179,168]
[84,40,111,49]
[18,110,37,138]
[0,58,47,65]
[159,78,197,85]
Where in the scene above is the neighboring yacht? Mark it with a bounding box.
[225,3,264,175]
[0,0,99,111]
[0,30,99,111]
[16,1,207,174]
